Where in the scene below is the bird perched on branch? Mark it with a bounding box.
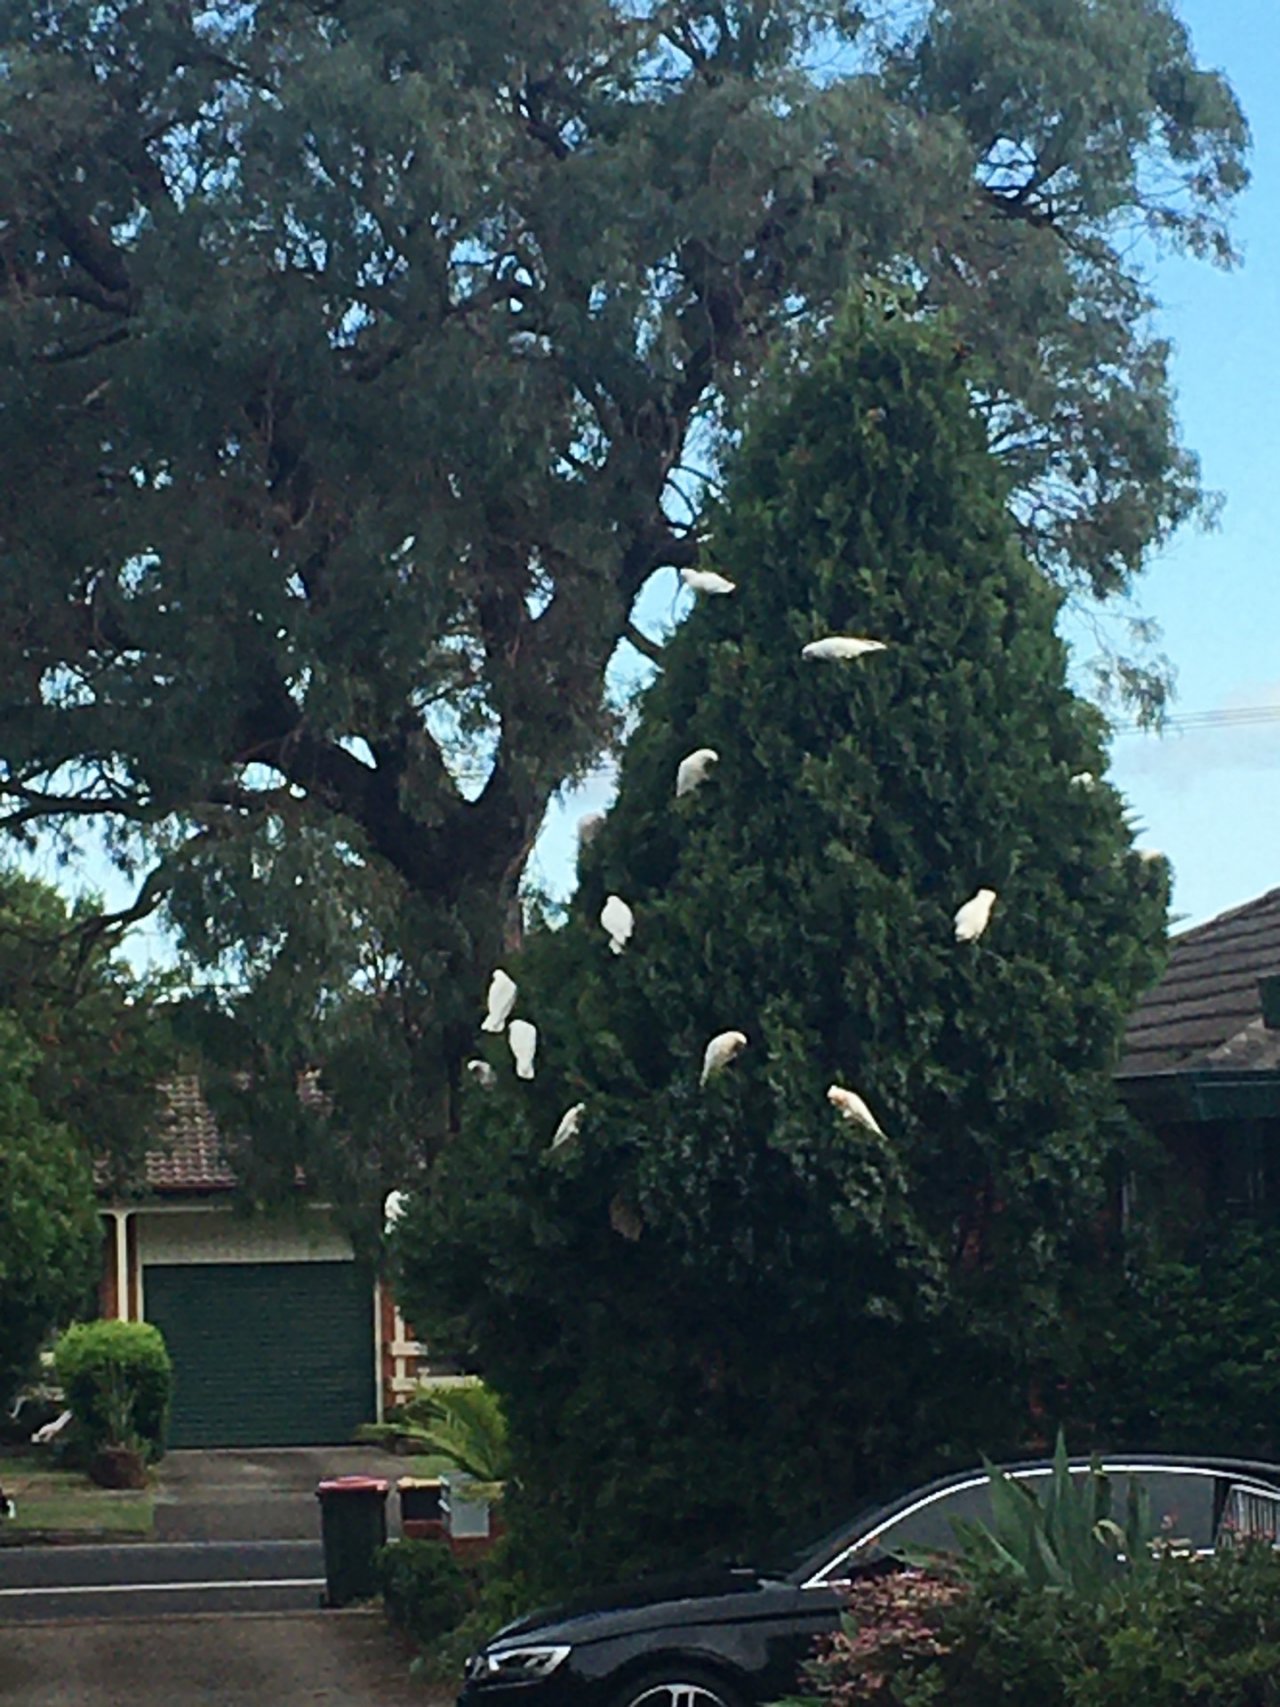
[701,1030,748,1085]
[481,969,517,1032]
[680,567,737,596]
[550,1103,585,1152]
[465,1059,497,1089]
[600,894,635,955]
[676,748,719,797]
[508,1018,538,1080]
[383,1190,410,1234]
[827,1085,885,1136]
[801,636,887,662]
[954,888,997,943]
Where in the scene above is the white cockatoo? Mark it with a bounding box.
[508,1018,538,1080]
[577,811,606,849]
[600,894,635,955]
[383,1190,411,1235]
[550,1102,585,1152]
[1137,847,1165,864]
[801,636,888,663]
[31,1409,72,1447]
[701,1030,748,1085]
[679,567,737,596]
[954,887,998,943]
[480,968,518,1033]
[1069,771,1096,790]
[827,1085,885,1137]
[465,1059,497,1090]
[675,748,719,798]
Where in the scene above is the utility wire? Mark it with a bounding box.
[1114,705,1280,737]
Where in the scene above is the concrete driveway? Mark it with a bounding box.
[0,1610,454,1706]
[155,1448,407,1542]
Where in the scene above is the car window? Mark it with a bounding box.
[811,1465,1230,1583]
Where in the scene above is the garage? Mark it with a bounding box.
[143,1259,377,1448]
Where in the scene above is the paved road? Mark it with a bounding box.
[0,1541,326,1622]
[0,1611,453,1706]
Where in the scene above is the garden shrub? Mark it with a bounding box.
[375,1538,472,1648]
[783,1545,1280,1706]
[54,1319,172,1462]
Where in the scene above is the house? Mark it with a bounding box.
[97,1076,426,1448]
[1116,885,1280,1218]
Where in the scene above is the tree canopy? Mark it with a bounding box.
[397,306,1169,1589]
[0,0,1243,1163]
[0,869,169,1402]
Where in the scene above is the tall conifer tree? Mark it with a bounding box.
[402,306,1167,1588]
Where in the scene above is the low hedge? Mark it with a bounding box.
[784,1545,1280,1707]
[375,1539,472,1648]
[54,1319,172,1462]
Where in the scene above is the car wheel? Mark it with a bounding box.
[609,1667,746,1707]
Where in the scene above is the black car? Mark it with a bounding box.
[457,1454,1280,1707]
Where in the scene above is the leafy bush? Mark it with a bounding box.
[416,1540,541,1685]
[54,1320,172,1462]
[784,1546,1280,1706]
[375,1539,472,1648]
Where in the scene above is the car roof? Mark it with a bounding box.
[790,1452,1280,1584]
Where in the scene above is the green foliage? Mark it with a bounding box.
[789,1547,1280,1706]
[0,867,168,1405]
[54,1320,173,1462]
[0,0,1248,1202]
[400,308,1169,1594]
[374,1539,472,1650]
[1054,1219,1280,1462]
[358,1380,511,1500]
[415,1541,541,1686]
[934,1434,1153,1601]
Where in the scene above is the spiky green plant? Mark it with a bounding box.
[359,1380,510,1502]
[937,1433,1154,1600]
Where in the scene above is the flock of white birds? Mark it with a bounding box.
[383,571,1005,1232]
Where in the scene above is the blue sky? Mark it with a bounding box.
[25,0,1277,956]
[533,0,1280,931]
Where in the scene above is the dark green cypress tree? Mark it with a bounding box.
[400,306,1167,1590]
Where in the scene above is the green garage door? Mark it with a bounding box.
[143,1261,376,1447]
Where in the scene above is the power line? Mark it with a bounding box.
[1113,705,1280,737]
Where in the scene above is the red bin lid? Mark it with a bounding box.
[316,1475,389,1495]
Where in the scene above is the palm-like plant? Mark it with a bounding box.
[359,1380,511,1502]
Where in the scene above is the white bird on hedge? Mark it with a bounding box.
[680,567,737,597]
[550,1103,585,1152]
[801,636,888,663]
[600,894,635,955]
[676,748,719,798]
[1070,771,1096,790]
[954,887,997,944]
[508,1018,538,1080]
[465,1059,497,1090]
[383,1190,411,1235]
[1137,848,1166,865]
[701,1029,748,1085]
[827,1085,885,1137]
[480,968,518,1033]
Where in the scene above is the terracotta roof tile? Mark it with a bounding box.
[141,1074,238,1192]
[1118,886,1280,1080]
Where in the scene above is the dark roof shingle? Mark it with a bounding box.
[1118,886,1280,1080]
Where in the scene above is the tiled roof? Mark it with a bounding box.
[1118,886,1280,1080]
[138,1074,238,1192]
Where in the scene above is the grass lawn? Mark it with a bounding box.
[1,1460,154,1536]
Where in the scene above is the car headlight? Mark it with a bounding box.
[466,1644,571,1684]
